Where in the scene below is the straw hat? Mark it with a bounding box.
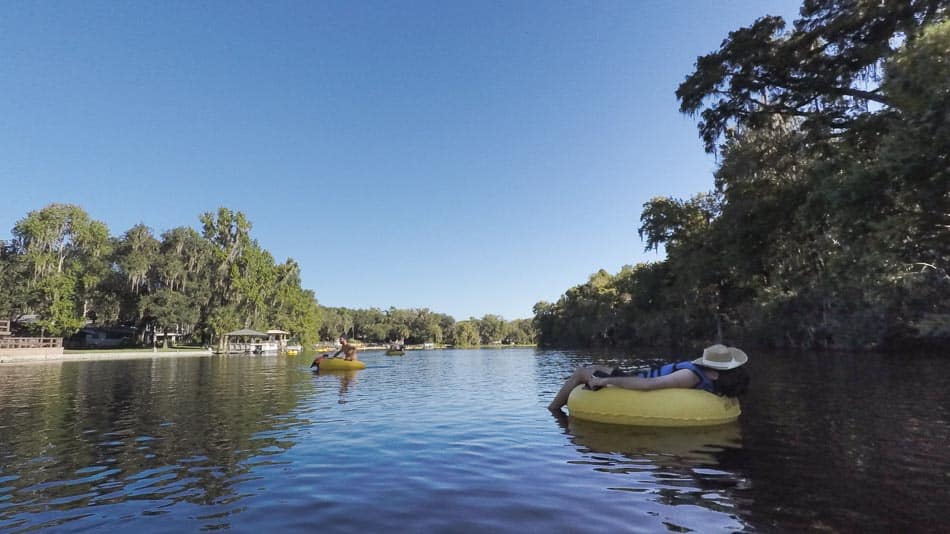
[693,344,748,370]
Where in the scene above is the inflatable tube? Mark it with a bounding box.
[566,385,740,427]
[314,357,366,370]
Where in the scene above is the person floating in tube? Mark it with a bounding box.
[548,344,749,414]
[311,336,360,369]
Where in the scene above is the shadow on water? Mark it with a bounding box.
[734,349,950,531]
[537,347,950,532]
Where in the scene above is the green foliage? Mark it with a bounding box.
[0,204,323,346]
[315,306,534,347]
[676,0,944,153]
[34,272,84,335]
[7,204,112,336]
[139,289,199,348]
[536,1,950,351]
[477,314,505,344]
[115,224,159,295]
[452,321,481,347]
[503,318,535,344]
[0,240,29,318]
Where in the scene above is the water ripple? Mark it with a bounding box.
[0,350,947,531]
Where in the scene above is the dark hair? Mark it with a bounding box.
[713,367,749,397]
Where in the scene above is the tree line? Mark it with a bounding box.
[0,204,320,349]
[0,203,536,349]
[319,307,535,346]
[534,1,949,351]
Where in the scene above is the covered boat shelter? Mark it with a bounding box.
[266,329,290,351]
[223,328,269,354]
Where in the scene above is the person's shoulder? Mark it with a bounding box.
[655,368,702,389]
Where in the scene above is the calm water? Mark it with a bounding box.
[1,348,948,532]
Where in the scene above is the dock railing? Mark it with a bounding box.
[0,320,9,336]
[0,337,63,349]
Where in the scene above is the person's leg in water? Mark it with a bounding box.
[548,365,616,413]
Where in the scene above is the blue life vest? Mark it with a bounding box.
[636,361,717,394]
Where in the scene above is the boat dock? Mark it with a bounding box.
[0,320,65,362]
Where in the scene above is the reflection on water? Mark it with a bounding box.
[552,412,749,532]
[0,348,948,532]
[565,416,742,461]
[0,356,311,531]
[312,369,360,404]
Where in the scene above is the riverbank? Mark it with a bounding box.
[315,343,537,353]
[0,347,214,365]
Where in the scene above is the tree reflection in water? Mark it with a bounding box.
[0,356,310,529]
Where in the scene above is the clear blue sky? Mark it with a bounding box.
[0,1,801,321]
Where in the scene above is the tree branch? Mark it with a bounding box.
[827,86,891,106]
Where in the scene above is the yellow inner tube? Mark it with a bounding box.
[566,385,740,427]
[316,358,366,370]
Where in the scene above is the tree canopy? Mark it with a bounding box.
[318,306,535,347]
[0,204,322,348]
[535,1,950,351]
[0,204,533,349]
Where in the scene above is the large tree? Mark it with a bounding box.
[139,289,200,348]
[677,0,947,153]
[536,1,949,350]
[10,204,111,336]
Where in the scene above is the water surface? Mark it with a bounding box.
[1,349,947,532]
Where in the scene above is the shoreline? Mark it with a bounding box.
[0,348,214,365]
[1,344,541,365]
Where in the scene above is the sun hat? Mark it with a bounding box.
[693,344,748,370]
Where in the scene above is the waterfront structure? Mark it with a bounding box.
[0,320,64,361]
[222,329,292,354]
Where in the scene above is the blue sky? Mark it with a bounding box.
[0,1,801,321]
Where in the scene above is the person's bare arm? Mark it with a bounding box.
[587,369,699,391]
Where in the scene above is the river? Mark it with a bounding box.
[1,348,947,532]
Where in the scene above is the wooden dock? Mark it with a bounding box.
[0,320,65,361]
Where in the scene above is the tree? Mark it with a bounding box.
[878,18,950,269]
[677,1,947,153]
[477,314,505,344]
[270,260,322,347]
[503,319,535,344]
[453,321,481,347]
[115,224,159,295]
[139,289,199,348]
[529,2,949,350]
[230,241,278,328]
[10,204,112,336]
[532,301,557,346]
[156,226,211,292]
[200,207,252,305]
[0,240,29,320]
[199,208,258,342]
[638,194,719,253]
